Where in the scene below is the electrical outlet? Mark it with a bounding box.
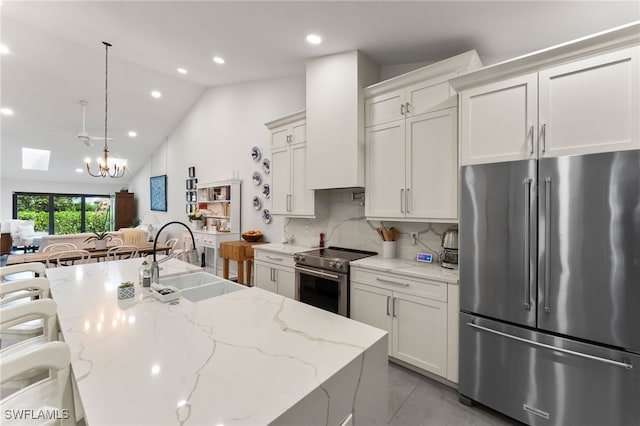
[409,232,418,245]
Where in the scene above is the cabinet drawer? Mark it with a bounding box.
[254,250,295,267]
[351,268,447,302]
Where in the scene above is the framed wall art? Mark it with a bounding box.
[150,175,167,211]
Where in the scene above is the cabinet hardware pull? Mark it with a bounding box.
[540,123,547,153]
[393,297,398,317]
[386,296,391,316]
[376,277,409,287]
[529,125,534,155]
[400,104,405,115]
[406,188,411,214]
[296,266,340,280]
[267,255,284,261]
[467,321,633,370]
[400,189,404,213]
[523,178,532,311]
[544,177,552,313]
[406,102,410,113]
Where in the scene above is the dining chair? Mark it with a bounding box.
[165,238,179,254]
[1,298,59,394]
[0,277,51,349]
[42,242,78,253]
[111,237,124,246]
[46,250,91,267]
[0,262,46,282]
[106,245,139,261]
[0,341,76,425]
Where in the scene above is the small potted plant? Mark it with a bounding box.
[188,208,204,230]
[84,231,113,250]
[118,281,135,300]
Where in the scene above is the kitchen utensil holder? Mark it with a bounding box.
[382,241,397,259]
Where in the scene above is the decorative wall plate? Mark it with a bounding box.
[262,183,270,199]
[262,158,270,175]
[262,209,272,224]
[252,171,262,186]
[252,196,262,210]
[251,146,262,162]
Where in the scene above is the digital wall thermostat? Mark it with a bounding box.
[416,253,432,263]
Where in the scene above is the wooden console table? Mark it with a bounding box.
[219,240,267,286]
[1,232,11,255]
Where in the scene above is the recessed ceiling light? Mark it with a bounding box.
[213,56,225,64]
[151,90,162,98]
[0,44,10,55]
[0,107,14,116]
[128,131,137,138]
[75,168,83,173]
[177,68,188,75]
[306,34,322,45]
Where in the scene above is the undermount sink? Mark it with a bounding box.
[159,271,224,290]
[158,271,245,302]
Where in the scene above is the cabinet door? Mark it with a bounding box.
[406,108,458,220]
[364,89,405,127]
[460,73,538,165]
[539,46,640,158]
[405,80,452,117]
[392,291,447,377]
[365,120,406,219]
[290,143,315,216]
[255,262,277,293]
[291,120,306,145]
[270,147,290,214]
[271,124,290,150]
[274,266,295,299]
[351,282,393,354]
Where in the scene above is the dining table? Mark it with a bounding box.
[5,243,171,266]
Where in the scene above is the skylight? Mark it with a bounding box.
[22,148,51,171]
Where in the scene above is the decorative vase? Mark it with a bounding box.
[194,221,204,230]
[94,240,108,250]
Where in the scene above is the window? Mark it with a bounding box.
[13,192,110,235]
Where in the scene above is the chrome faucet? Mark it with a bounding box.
[151,221,201,284]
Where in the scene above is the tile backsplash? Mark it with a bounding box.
[283,189,455,263]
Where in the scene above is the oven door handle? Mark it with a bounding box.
[296,266,341,280]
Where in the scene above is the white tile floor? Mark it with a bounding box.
[388,361,519,425]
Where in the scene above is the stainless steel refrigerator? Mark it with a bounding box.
[459,150,640,426]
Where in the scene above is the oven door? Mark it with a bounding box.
[295,265,349,316]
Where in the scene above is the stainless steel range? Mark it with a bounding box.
[293,247,377,317]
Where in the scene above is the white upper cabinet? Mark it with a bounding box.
[538,47,639,158]
[453,23,640,166]
[364,50,482,222]
[266,111,316,217]
[306,50,380,190]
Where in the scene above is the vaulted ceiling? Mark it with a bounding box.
[1,1,638,185]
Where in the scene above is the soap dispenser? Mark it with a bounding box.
[139,260,151,287]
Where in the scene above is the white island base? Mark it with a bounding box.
[45,258,387,425]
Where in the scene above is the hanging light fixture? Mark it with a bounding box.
[86,41,126,178]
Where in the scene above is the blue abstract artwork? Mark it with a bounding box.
[150,175,167,211]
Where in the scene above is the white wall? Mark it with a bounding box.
[0,178,122,219]
[128,76,306,242]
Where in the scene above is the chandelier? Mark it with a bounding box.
[86,42,126,178]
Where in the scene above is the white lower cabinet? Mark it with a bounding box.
[350,266,458,382]
[253,249,295,299]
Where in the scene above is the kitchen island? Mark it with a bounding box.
[45,258,387,425]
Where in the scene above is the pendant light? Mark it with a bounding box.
[86,41,126,178]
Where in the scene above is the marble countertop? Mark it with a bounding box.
[251,242,315,256]
[45,258,387,425]
[350,255,459,283]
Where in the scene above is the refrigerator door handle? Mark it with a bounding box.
[544,177,552,313]
[466,321,634,370]
[523,178,532,311]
